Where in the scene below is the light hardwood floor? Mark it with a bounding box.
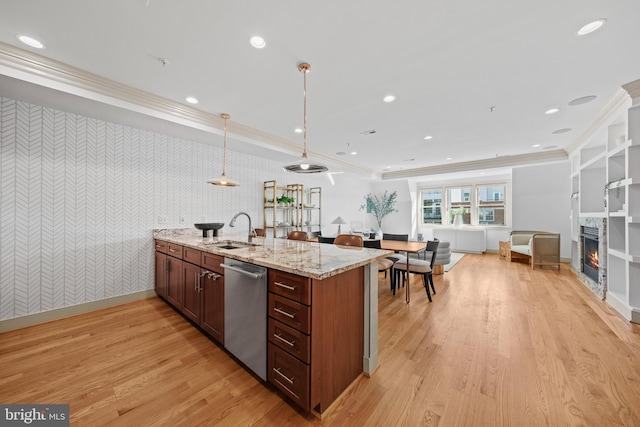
[2,253,640,426]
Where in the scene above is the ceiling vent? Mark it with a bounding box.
[360,129,376,136]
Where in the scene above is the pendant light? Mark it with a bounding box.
[208,113,239,186]
[283,63,328,173]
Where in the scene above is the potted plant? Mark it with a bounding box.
[450,208,469,228]
[360,190,398,232]
[277,195,295,206]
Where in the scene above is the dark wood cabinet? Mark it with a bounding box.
[154,251,168,298]
[182,261,201,323]
[155,242,224,345]
[165,255,183,309]
[267,267,364,414]
[200,271,224,343]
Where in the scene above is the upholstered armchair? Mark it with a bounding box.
[510,230,560,269]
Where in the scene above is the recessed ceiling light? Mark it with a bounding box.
[569,95,597,106]
[294,128,303,133]
[383,95,396,103]
[384,166,391,170]
[532,144,541,148]
[446,157,453,161]
[249,35,266,49]
[350,151,358,155]
[336,151,346,156]
[17,35,45,49]
[552,128,572,134]
[424,135,433,140]
[577,19,607,36]
[545,108,559,115]
[185,96,198,104]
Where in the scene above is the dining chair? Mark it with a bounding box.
[334,234,363,247]
[393,240,439,302]
[363,239,395,286]
[317,236,336,244]
[382,233,408,241]
[382,233,409,288]
[254,228,267,237]
[287,231,309,241]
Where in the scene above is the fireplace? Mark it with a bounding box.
[581,226,599,283]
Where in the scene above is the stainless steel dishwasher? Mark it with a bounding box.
[221,258,268,380]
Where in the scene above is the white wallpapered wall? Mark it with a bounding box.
[0,97,353,321]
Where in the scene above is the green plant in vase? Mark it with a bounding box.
[360,190,398,231]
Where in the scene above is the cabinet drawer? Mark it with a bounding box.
[154,239,168,254]
[268,318,310,364]
[268,343,309,411]
[269,270,311,305]
[167,243,184,259]
[202,252,224,274]
[183,247,202,265]
[268,293,310,334]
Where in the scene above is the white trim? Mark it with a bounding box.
[0,42,380,178]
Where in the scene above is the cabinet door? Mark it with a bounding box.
[165,256,184,309]
[154,251,168,298]
[201,273,224,344]
[182,262,201,323]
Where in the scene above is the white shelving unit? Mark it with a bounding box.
[569,78,640,323]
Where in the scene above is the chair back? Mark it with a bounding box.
[254,228,267,237]
[425,240,440,268]
[334,234,363,247]
[383,233,408,241]
[287,231,309,241]
[317,236,336,244]
[363,239,382,249]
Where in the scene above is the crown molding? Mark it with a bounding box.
[381,149,568,180]
[622,78,640,101]
[564,88,631,156]
[0,42,378,178]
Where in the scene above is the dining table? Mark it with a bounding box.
[309,236,427,303]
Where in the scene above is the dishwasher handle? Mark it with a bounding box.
[220,263,266,279]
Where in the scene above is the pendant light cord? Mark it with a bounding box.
[221,113,230,176]
[299,63,310,159]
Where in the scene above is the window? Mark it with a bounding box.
[447,187,472,225]
[478,184,505,225]
[419,182,508,226]
[421,189,442,224]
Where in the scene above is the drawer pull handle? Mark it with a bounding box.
[274,281,295,291]
[169,248,177,253]
[274,333,296,347]
[274,307,295,319]
[155,244,162,249]
[273,367,295,384]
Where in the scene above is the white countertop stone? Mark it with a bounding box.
[153,228,393,280]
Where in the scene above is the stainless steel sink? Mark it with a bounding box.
[207,241,260,250]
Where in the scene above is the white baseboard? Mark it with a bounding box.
[0,290,157,333]
[605,291,632,321]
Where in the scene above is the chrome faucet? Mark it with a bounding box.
[229,212,256,242]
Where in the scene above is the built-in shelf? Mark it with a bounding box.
[571,79,640,323]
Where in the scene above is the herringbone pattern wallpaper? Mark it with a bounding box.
[0,97,331,321]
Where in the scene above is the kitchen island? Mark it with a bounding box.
[153,228,392,415]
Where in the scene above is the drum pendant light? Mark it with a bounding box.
[208,113,239,186]
[283,63,328,173]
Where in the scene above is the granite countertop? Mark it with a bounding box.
[153,228,393,280]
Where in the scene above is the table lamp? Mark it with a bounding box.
[331,216,348,234]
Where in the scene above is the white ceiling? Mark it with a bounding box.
[1,0,639,178]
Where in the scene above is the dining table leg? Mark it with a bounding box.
[405,251,410,303]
